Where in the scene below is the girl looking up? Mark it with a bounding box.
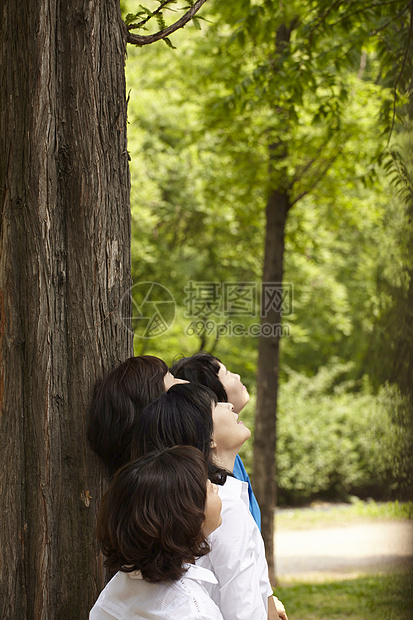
[90,446,223,620]
[170,352,260,528]
[88,355,186,473]
[131,383,287,620]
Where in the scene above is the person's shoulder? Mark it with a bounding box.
[89,572,142,618]
[169,576,223,619]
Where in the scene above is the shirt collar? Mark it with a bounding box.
[182,563,218,584]
[128,564,218,585]
[218,476,249,509]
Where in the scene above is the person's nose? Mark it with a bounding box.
[222,402,234,411]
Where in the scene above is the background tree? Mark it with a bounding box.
[195,0,412,579]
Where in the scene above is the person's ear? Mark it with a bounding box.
[210,437,217,449]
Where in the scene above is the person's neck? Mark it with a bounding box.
[213,449,237,473]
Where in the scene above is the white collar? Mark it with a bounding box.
[128,564,218,585]
[182,563,218,584]
[218,476,249,509]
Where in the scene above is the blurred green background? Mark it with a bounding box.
[122,0,413,506]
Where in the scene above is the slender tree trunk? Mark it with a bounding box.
[0,1,133,618]
[253,20,295,585]
[253,189,289,584]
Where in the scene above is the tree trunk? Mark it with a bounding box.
[0,1,133,618]
[253,20,294,585]
[253,189,289,585]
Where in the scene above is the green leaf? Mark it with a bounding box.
[124,11,147,25]
[163,37,177,49]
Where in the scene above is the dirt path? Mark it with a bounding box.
[275,520,413,581]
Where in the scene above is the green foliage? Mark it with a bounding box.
[124,1,178,29]
[124,0,413,504]
[367,121,413,402]
[122,0,201,48]
[125,21,397,373]
[276,364,413,504]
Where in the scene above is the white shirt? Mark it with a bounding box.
[89,564,223,620]
[196,477,273,620]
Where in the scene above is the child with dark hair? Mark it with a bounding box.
[170,353,229,402]
[90,446,223,620]
[134,382,228,486]
[170,352,261,529]
[131,384,287,620]
[87,355,186,472]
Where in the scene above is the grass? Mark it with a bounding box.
[274,500,413,618]
[275,500,413,530]
[275,571,413,620]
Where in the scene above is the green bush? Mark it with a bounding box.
[276,362,413,504]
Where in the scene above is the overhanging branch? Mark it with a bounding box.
[127,1,177,31]
[290,151,340,207]
[126,0,209,46]
[387,0,413,146]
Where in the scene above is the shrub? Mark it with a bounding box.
[276,362,412,505]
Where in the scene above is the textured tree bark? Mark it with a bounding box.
[253,189,289,585]
[0,1,133,618]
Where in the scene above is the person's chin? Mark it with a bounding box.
[237,400,249,413]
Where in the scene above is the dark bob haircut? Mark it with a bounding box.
[170,352,228,402]
[88,355,168,472]
[131,383,228,485]
[97,446,211,582]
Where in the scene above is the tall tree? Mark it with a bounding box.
[0,0,208,617]
[184,0,412,580]
[0,1,132,617]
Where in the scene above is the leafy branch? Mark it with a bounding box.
[126,0,209,46]
[370,3,410,35]
[290,151,341,207]
[126,1,178,31]
[329,0,407,28]
[387,0,413,146]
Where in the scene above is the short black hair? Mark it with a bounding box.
[170,352,228,402]
[131,383,228,485]
[97,446,211,582]
[88,356,168,472]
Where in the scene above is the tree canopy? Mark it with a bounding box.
[124,0,412,501]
